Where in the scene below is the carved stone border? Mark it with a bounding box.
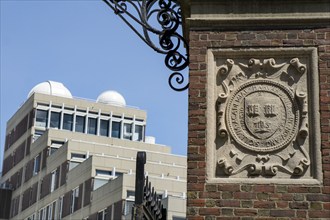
[206,47,322,184]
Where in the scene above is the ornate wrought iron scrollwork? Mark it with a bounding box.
[102,0,189,91]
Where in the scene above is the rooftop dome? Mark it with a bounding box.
[97,90,126,107]
[27,81,73,99]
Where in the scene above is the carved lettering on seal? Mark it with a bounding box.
[226,80,299,152]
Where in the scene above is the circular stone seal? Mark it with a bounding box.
[226,80,299,152]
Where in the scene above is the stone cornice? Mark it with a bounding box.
[179,0,330,37]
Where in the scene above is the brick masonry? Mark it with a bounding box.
[187,29,330,219]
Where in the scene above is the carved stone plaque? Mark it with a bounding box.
[207,48,321,183]
[226,80,299,152]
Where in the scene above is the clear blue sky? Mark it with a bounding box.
[0,1,188,170]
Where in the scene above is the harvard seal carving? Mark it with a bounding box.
[226,80,299,152]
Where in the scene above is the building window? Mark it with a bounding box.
[96,169,112,177]
[75,115,85,133]
[38,208,46,220]
[94,169,112,190]
[51,140,64,146]
[69,153,86,170]
[50,170,58,192]
[50,112,61,129]
[97,209,107,220]
[71,187,79,213]
[38,201,56,220]
[111,121,121,138]
[49,141,64,156]
[123,123,132,140]
[38,205,48,220]
[58,196,63,220]
[93,178,108,190]
[69,161,80,170]
[124,200,134,216]
[46,204,52,220]
[49,147,58,155]
[49,201,57,220]
[25,213,36,220]
[115,171,123,177]
[71,153,86,160]
[87,117,97,135]
[127,190,135,198]
[33,154,41,175]
[36,109,48,127]
[33,130,45,142]
[100,119,109,136]
[63,114,73,131]
[133,125,143,141]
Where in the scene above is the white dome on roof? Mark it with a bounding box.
[97,90,126,107]
[28,81,73,99]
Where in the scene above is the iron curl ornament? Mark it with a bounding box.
[102,0,189,91]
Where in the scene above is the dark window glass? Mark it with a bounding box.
[63,114,73,131]
[111,121,121,138]
[52,202,56,219]
[96,169,112,176]
[93,179,108,190]
[40,209,44,220]
[87,118,97,135]
[51,140,64,146]
[71,187,79,213]
[71,153,86,159]
[36,109,48,127]
[50,112,61,129]
[115,172,123,177]
[75,116,85,133]
[33,130,45,142]
[100,120,109,137]
[124,200,134,215]
[50,171,57,192]
[127,190,135,197]
[33,154,41,175]
[97,211,103,220]
[49,147,58,156]
[123,123,132,140]
[134,125,143,141]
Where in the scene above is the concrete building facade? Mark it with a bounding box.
[0,81,187,220]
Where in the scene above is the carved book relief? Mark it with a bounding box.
[208,48,321,183]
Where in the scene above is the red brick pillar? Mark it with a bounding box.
[184,1,330,219]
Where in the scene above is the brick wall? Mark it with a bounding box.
[187,28,330,219]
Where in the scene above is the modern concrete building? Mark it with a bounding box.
[0,81,186,220]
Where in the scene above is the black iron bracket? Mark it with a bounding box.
[102,0,189,91]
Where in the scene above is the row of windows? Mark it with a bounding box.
[37,200,57,220]
[97,209,107,220]
[35,109,145,141]
[24,170,123,220]
[26,185,80,220]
